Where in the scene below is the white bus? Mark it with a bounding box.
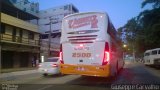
[144,48,160,66]
[60,12,124,77]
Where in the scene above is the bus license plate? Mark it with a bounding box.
[77,67,85,71]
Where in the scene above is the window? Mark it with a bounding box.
[158,50,160,54]
[23,8,26,11]
[46,58,58,62]
[107,21,118,41]
[36,10,39,13]
[1,23,5,34]
[152,50,157,55]
[145,53,150,56]
[28,31,34,39]
[40,34,48,39]
[72,6,79,12]
[24,1,27,4]
[12,0,17,3]
[31,8,34,11]
[44,11,47,13]
[64,5,68,10]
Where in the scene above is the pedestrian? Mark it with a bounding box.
[32,56,36,67]
[36,59,39,67]
[32,58,35,67]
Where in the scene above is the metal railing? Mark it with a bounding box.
[0,34,40,46]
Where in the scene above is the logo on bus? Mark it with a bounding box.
[68,15,98,29]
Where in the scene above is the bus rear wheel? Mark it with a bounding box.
[110,63,118,80]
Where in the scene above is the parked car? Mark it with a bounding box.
[38,57,60,76]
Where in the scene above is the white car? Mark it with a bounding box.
[38,57,60,76]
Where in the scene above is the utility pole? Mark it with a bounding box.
[44,16,59,57]
[0,0,2,73]
[48,17,52,57]
[132,44,135,62]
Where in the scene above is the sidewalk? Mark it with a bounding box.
[0,69,38,79]
[124,59,144,64]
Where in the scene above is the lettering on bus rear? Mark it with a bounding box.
[74,47,89,50]
[72,53,91,58]
[68,15,98,29]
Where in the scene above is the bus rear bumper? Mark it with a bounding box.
[60,64,111,77]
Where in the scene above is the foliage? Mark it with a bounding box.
[118,0,160,55]
[142,0,160,8]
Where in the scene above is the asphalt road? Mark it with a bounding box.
[0,61,160,90]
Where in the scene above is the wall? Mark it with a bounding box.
[1,13,39,33]
[5,25,13,35]
[38,4,78,33]
[13,52,20,68]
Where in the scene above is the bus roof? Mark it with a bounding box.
[63,12,109,20]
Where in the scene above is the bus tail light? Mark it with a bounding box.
[59,44,64,64]
[59,52,64,64]
[102,42,110,65]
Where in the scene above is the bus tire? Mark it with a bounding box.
[111,62,118,79]
[116,62,119,75]
[110,67,117,80]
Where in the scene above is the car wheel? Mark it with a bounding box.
[43,73,48,76]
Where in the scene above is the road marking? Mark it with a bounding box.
[37,85,53,90]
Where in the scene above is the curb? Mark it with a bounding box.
[0,70,37,79]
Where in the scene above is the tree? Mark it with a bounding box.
[117,27,123,41]
[118,0,160,56]
[142,0,160,8]
[118,18,140,53]
[137,8,160,50]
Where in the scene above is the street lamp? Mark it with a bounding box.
[123,44,127,48]
[45,18,52,57]
[123,44,127,60]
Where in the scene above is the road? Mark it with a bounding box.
[0,61,160,90]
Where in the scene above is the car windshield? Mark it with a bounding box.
[45,58,58,62]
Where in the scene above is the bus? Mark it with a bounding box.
[144,48,160,66]
[60,12,124,77]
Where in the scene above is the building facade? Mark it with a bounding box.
[38,4,79,59]
[9,0,39,16]
[0,0,40,69]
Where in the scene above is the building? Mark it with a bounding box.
[0,0,40,69]
[38,4,79,59]
[9,0,39,16]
